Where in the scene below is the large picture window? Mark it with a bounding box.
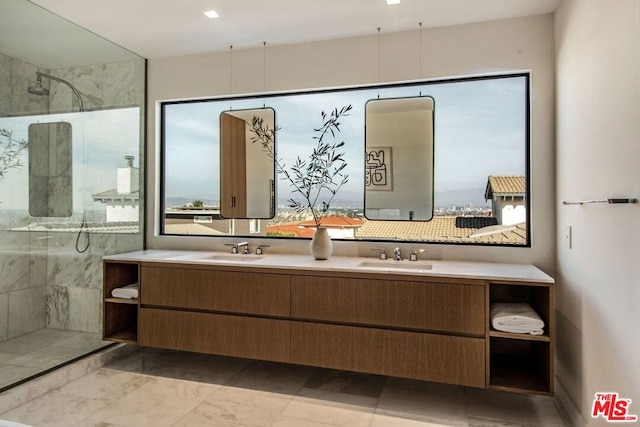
[160,73,529,246]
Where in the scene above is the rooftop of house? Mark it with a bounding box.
[91,189,140,202]
[356,216,526,244]
[298,217,364,228]
[484,175,526,200]
[13,221,139,233]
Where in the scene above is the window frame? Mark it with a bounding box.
[159,72,531,247]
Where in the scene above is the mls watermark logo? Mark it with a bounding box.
[592,393,638,422]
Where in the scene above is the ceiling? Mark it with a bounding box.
[28,0,561,59]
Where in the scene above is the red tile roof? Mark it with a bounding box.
[298,217,364,228]
[266,224,316,238]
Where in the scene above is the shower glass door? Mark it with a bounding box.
[0,0,145,391]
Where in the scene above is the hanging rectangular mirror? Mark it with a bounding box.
[219,107,276,219]
[365,96,435,221]
[28,121,73,217]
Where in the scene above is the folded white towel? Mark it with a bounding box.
[111,283,139,299]
[490,302,544,335]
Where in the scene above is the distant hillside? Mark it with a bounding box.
[166,188,489,210]
[165,197,218,207]
[435,188,490,208]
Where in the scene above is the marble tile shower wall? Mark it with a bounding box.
[0,231,47,342]
[0,52,145,341]
[46,232,143,334]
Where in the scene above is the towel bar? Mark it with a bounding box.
[562,198,637,205]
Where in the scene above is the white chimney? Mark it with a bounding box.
[117,155,139,194]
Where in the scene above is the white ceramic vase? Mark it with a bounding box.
[310,227,333,260]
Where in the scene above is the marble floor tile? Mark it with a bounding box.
[0,390,110,427]
[226,360,314,395]
[0,333,49,355]
[0,328,79,355]
[0,348,570,427]
[173,385,293,427]
[465,388,567,427]
[282,393,376,427]
[170,352,252,385]
[301,368,386,399]
[86,387,202,427]
[371,414,457,427]
[57,368,151,403]
[468,416,535,426]
[134,374,220,400]
[51,332,106,352]
[0,352,16,364]
[376,384,469,426]
[0,328,111,391]
[272,416,335,427]
[105,348,191,377]
[0,365,42,389]
[8,346,84,370]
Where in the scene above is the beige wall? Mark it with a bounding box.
[146,14,556,273]
[555,0,640,426]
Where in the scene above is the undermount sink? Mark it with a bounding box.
[197,254,264,262]
[357,259,433,270]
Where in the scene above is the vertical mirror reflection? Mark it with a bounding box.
[365,96,435,221]
[220,108,276,219]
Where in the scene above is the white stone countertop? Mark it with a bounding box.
[104,249,554,284]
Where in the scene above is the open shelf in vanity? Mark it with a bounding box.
[487,282,554,395]
[103,260,139,343]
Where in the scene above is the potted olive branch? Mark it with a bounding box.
[249,104,353,259]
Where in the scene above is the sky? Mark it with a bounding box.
[163,75,527,207]
[0,108,140,213]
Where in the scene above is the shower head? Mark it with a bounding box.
[28,74,50,96]
[29,72,84,112]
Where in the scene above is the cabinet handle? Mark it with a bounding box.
[230,196,236,207]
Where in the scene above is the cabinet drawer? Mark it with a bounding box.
[291,276,484,335]
[291,322,485,387]
[141,266,290,316]
[139,308,290,363]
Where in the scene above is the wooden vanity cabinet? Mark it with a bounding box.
[291,275,485,335]
[136,263,291,363]
[291,322,485,387]
[103,258,554,395]
[139,308,291,363]
[140,265,290,316]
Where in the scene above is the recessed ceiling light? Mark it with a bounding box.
[204,10,220,19]
[386,0,400,4]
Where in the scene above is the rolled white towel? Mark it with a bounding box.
[111,283,139,299]
[490,302,544,335]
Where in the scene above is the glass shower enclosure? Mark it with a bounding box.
[0,0,145,391]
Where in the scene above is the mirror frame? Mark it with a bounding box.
[364,96,435,221]
[219,107,276,220]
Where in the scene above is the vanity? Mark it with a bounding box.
[103,250,554,395]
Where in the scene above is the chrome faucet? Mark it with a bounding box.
[393,247,402,261]
[236,242,250,254]
[226,241,249,254]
